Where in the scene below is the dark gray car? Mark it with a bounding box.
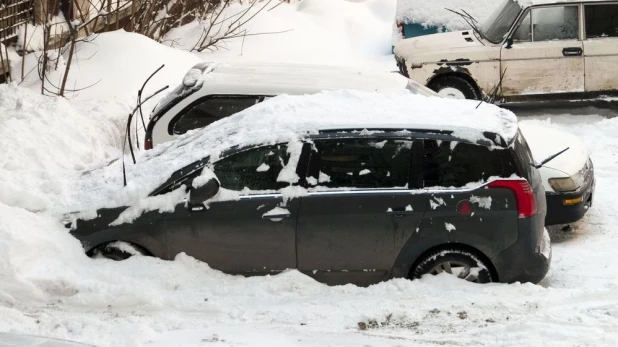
[69,127,551,285]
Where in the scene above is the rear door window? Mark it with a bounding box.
[172,96,260,135]
[306,138,415,189]
[423,140,517,188]
[585,4,618,38]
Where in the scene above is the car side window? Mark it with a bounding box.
[306,138,414,189]
[530,6,579,41]
[585,4,618,39]
[172,96,260,135]
[213,144,292,191]
[423,140,517,188]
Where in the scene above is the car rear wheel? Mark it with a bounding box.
[429,76,480,100]
[411,248,494,283]
[89,241,148,261]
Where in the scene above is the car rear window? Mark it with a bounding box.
[423,140,517,188]
[172,96,260,135]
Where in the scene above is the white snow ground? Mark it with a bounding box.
[1,0,618,346]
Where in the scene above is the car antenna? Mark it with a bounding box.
[135,64,165,149]
[122,85,170,186]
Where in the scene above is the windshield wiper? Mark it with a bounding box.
[445,8,486,41]
[533,147,570,169]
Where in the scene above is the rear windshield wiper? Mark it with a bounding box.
[533,147,570,169]
[445,8,486,41]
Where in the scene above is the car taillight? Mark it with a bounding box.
[488,179,537,218]
[144,138,153,150]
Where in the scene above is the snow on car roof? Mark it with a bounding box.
[396,0,606,31]
[58,90,518,215]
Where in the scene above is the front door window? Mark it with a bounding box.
[513,6,580,42]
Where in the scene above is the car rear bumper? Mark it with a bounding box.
[545,176,595,226]
[494,215,551,284]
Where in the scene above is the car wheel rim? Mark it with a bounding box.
[429,260,480,283]
[438,87,466,99]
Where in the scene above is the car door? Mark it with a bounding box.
[296,137,427,285]
[500,5,584,97]
[164,142,308,275]
[583,3,618,93]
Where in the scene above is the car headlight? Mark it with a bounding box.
[548,177,578,192]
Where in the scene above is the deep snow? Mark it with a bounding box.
[1,0,618,346]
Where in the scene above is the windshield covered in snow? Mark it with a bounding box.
[481,0,522,43]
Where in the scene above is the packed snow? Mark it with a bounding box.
[1,0,618,346]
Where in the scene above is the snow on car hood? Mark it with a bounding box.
[55,90,518,215]
[519,121,590,176]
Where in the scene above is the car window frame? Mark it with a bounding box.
[583,2,618,40]
[507,3,583,44]
[166,94,266,136]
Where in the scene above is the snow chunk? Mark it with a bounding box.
[262,207,290,220]
[110,187,187,226]
[470,195,492,210]
[445,223,457,232]
[359,169,371,176]
[192,168,218,188]
[256,163,270,172]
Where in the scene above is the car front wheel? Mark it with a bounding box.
[411,248,494,283]
[429,76,480,100]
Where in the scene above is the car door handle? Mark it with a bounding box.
[262,213,291,220]
[562,47,582,57]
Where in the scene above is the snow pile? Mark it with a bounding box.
[396,0,502,31]
[0,84,125,212]
[56,90,517,215]
[164,0,399,69]
[15,30,201,106]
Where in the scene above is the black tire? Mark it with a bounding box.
[428,75,480,100]
[411,248,494,283]
[90,241,148,261]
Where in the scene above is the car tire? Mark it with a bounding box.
[411,248,494,283]
[90,241,148,261]
[428,76,480,100]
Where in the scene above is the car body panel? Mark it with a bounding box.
[584,37,618,92]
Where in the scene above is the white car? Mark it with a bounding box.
[519,122,595,226]
[144,63,436,149]
[143,62,594,226]
[394,0,618,102]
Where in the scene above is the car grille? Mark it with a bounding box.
[395,56,409,78]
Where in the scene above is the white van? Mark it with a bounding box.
[394,0,618,102]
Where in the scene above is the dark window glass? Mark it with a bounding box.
[423,140,517,188]
[585,5,618,38]
[173,96,259,135]
[308,139,413,189]
[213,145,291,191]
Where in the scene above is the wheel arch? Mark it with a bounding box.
[427,71,483,99]
[407,243,499,281]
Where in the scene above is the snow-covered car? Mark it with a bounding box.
[394,0,618,102]
[144,62,593,227]
[65,91,551,285]
[520,123,595,226]
[144,62,436,149]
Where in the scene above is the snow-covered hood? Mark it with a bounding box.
[519,122,590,176]
[394,31,497,63]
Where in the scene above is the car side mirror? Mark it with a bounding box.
[504,38,513,49]
[189,178,220,205]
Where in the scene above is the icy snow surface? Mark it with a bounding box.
[1,0,618,346]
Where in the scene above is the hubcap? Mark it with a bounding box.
[438,87,466,99]
[429,260,481,283]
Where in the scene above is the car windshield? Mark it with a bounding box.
[481,0,522,43]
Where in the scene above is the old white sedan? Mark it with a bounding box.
[394,0,618,103]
